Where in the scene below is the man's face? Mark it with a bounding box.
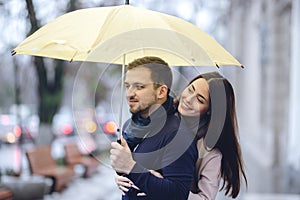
[124,66,158,117]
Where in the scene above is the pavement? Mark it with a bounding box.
[44,153,121,200]
[2,142,300,200]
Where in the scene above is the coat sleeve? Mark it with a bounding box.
[126,133,198,200]
[188,149,222,200]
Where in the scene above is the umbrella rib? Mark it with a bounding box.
[90,6,125,51]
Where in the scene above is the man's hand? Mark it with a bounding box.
[110,136,136,174]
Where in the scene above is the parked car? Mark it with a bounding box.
[0,114,40,144]
[95,106,118,136]
[74,107,118,136]
[52,106,118,141]
[52,107,75,138]
[0,114,20,144]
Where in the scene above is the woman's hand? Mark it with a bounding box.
[136,170,164,196]
[114,170,163,196]
[115,175,134,195]
[115,175,145,196]
[149,170,164,178]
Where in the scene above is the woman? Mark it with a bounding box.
[116,72,247,199]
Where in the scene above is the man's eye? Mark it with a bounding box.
[188,87,193,93]
[124,84,130,89]
[135,84,145,90]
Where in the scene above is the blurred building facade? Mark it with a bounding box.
[227,0,300,194]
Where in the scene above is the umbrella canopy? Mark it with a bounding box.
[12,5,242,67]
[12,5,243,137]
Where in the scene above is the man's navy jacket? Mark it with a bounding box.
[121,98,198,200]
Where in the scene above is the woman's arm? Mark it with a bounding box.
[188,149,222,200]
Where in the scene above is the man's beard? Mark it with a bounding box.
[129,95,158,117]
[130,104,152,116]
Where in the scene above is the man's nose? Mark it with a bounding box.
[126,86,136,97]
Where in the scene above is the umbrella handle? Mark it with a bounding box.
[118,54,126,139]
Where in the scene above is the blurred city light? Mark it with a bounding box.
[13,125,22,138]
[84,120,97,133]
[6,132,16,143]
[103,121,117,135]
[61,124,73,135]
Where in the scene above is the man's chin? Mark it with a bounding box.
[129,108,138,114]
[130,108,148,116]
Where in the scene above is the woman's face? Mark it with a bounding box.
[178,78,210,117]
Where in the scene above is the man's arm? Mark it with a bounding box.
[126,139,197,200]
[111,132,197,200]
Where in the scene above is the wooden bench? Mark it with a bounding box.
[0,187,13,200]
[26,145,75,193]
[64,143,99,178]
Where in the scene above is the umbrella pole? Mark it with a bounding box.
[118,54,126,139]
[125,0,129,5]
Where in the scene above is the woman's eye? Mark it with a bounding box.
[197,98,205,104]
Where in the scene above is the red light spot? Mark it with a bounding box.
[14,125,22,137]
[104,121,117,134]
[61,124,73,135]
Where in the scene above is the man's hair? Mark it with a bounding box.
[127,56,172,90]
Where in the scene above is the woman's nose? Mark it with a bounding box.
[185,93,195,103]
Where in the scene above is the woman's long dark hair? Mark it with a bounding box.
[188,72,247,198]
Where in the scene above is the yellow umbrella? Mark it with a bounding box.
[12,5,243,136]
[12,5,242,67]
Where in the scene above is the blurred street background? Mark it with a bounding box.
[1,0,300,199]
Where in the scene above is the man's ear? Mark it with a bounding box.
[157,85,168,99]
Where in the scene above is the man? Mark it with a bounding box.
[110,56,197,200]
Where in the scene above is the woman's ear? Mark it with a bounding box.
[157,85,168,99]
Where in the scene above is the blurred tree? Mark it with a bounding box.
[24,0,80,123]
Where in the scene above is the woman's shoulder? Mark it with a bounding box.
[205,148,222,162]
[197,139,222,161]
